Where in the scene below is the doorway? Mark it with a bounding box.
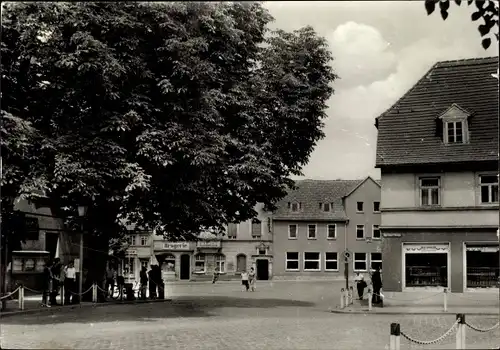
[256,259,269,280]
[180,254,190,280]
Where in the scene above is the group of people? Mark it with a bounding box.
[354,266,383,304]
[105,265,163,300]
[240,267,256,292]
[42,258,77,307]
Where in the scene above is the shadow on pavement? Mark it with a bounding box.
[0,296,314,326]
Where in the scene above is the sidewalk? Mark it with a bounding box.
[332,290,500,315]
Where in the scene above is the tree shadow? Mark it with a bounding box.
[1,296,315,326]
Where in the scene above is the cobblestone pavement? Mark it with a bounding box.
[2,282,499,349]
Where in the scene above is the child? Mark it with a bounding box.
[241,270,249,291]
[248,267,256,292]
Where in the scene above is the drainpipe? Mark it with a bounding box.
[344,219,349,291]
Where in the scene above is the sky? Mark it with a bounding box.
[264,1,499,181]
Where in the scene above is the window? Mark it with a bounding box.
[370,253,382,271]
[236,254,246,272]
[258,248,266,255]
[286,252,299,271]
[124,259,135,276]
[289,202,301,212]
[320,203,332,212]
[325,252,338,271]
[303,252,321,271]
[227,223,237,239]
[140,236,148,246]
[354,253,367,271]
[445,121,464,143]
[23,258,35,271]
[373,201,380,213]
[327,224,336,239]
[215,254,225,273]
[307,224,317,239]
[127,235,136,246]
[163,254,175,273]
[24,217,40,240]
[251,218,261,239]
[140,259,149,269]
[195,254,206,273]
[356,202,364,212]
[480,175,499,204]
[356,225,365,239]
[372,225,381,239]
[288,224,298,239]
[420,177,440,206]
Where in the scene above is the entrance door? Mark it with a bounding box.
[180,254,190,280]
[256,259,269,280]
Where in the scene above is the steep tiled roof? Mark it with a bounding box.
[272,179,362,221]
[375,57,499,167]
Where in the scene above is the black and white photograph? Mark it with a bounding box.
[0,1,499,349]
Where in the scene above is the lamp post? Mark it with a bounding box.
[77,205,87,305]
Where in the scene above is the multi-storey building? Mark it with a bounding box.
[272,177,381,279]
[375,57,499,293]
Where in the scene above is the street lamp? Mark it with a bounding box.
[77,205,87,305]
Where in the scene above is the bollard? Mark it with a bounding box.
[92,283,97,303]
[344,289,349,307]
[18,284,25,310]
[368,288,372,311]
[443,288,447,312]
[60,285,65,306]
[349,286,354,305]
[390,323,401,350]
[340,288,345,308]
[455,313,466,349]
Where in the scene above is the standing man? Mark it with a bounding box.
[139,266,148,300]
[41,260,53,307]
[64,261,76,304]
[354,272,367,300]
[50,258,62,306]
[371,266,383,305]
[105,265,116,298]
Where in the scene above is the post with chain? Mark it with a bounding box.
[60,285,65,306]
[340,288,345,309]
[349,286,354,305]
[390,323,401,350]
[18,284,24,310]
[92,282,97,303]
[455,313,466,349]
[368,288,372,311]
[443,288,447,312]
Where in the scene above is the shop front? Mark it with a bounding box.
[154,241,195,281]
[402,243,450,290]
[464,243,499,289]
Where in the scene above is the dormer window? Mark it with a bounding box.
[319,202,332,212]
[438,103,470,144]
[289,202,301,212]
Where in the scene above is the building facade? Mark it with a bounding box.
[272,178,381,279]
[375,57,499,293]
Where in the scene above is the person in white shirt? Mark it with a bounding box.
[354,272,367,300]
[241,270,249,291]
[64,261,77,304]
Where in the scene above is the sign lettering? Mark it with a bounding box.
[163,242,190,250]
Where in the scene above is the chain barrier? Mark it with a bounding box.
[68,285,94,296]
[400,319,459,346]
[22,286,43,294]
[465,320,500,333]
[373,291,443,302]
[0,287,21,301]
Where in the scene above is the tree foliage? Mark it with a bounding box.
[1,2,337,251]
[424,0,499,49]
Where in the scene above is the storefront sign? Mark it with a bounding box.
[127,250,137,255]
[196,240,221,248]
[404,244,449,253]
[466,246,499,253]
[383,233,402,238]
[163,242,190,250]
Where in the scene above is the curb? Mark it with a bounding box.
[0,298,172,319]
[329,308,500,316]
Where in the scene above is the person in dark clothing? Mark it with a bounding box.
[41,260,53,307]
[140,266,148,300]
[50,258,62,306]
[371,266,383,305]
[153,265,164,298]
[147,266,157,299]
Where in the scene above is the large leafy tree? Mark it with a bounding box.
[424,0,499,49]
[1,2,336,278]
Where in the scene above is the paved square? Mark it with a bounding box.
[1,281,499,349]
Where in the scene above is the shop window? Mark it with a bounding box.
[236,254,246,273]
[286,252,299,271]
[405,252,447,287]
[163,254,175,273]
[303,252,320,271]
[215,254,226,273]
[325,252,338,271]
[195,254,206,273]
[354,253,367,271]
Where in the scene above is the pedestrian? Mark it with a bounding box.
[64,261,76,304]
[41,260,53,307]
[354,272,366,300]
[147,266,157,299]
[105,265,116,298]
[140,266,148,300]
[50,258,62,306]
[371,266,383,305]
[212,268,219,284]
[248,267,256,292]
[241,270,249,291]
